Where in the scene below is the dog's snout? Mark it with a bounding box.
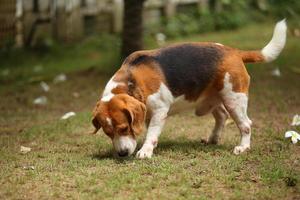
[118,149,129,157]
[113,135,137,157]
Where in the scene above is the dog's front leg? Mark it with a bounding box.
[136,108,168,159]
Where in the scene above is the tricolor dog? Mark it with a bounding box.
[92,20,287,158]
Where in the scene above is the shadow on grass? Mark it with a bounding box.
[91,149,137,163]
[91,150,113,160]
[90,139,230,161]
[157,139,229,153]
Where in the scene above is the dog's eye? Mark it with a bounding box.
[120,127,128,132]
[119,126,128,133]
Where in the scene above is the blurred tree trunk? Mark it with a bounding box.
[121,0,145,59]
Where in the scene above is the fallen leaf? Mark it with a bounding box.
[271,68,281,77]
[23,165,35,170]
[40,81,50,92]
[33,96,47,105]
[53,73,67,83]
[72,92,80,98]
[61,112,76,120]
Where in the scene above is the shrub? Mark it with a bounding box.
[161,1,252,39]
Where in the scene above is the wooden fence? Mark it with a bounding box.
[0,0,208,48]
[0,0,16,47]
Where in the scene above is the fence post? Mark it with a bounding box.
[113,0,124,33]
[198,0,209,14]
[15,0,23,48]
[164,0,177,18]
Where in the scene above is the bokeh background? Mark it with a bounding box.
[1,0,299,73]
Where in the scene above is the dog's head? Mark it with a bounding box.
[92,94,146,157]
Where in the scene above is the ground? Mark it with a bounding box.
[0,22,300,199]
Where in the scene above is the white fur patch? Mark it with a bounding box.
[147,83,174,110]
[137,83,174,159]
[221,73,248,107]
[221,73,249,123]
[261,19,287,62]
[106,117,112,126]
[113,135,137,156]
[215,43,224,46]
[101,75,124,102]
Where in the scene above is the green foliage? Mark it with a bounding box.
[156,0,300,39]
[0,33,121,81]
[268,0,300,19]
[197,13,215,33]
[0,37,15,52]
[163,13,205,37]
[161,1,252,39]
[214,0,249,30]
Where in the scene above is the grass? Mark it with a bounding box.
[0,33,121,85]
[1,21,300,199]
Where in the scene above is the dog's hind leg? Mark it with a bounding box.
[220,72,252,155]
[205,104,229,144]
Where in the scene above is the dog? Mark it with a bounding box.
[91,20,287,158]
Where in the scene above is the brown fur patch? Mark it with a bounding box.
[239,50,265,63]
[213,49,250,94]
[109,55,164,103]
[129,63,164,101]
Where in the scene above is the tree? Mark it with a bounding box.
[121,0,146,59]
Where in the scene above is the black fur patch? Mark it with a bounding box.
[125,54,153,66]
[154,44,223,99]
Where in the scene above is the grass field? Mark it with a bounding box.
[1,22,300,199]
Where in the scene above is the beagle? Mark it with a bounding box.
[92,20,287,158]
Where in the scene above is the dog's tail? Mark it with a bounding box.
[239,19,287,63]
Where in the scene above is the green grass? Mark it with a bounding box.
[1,21,300,199]
[0,33,121,85]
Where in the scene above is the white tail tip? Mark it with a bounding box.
[261,19,287,62]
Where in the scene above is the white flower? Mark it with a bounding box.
[291,114,300,126]
[285,130,300,144]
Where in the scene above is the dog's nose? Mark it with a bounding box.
[118,150,129,157]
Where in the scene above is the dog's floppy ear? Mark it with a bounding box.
[123,98,146,134]
[92,116,101,134]
[91,101,102,134]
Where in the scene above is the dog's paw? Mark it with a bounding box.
[136,146,153,159]
[233,145,250,155]
[200,138,218,145]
